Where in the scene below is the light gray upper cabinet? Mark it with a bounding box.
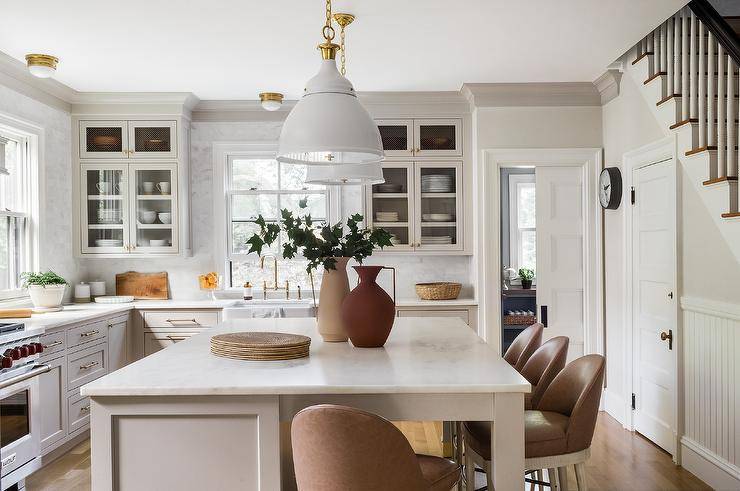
[80,120,177,159]
[376,118,462,158]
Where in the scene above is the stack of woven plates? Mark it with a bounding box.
[210,332,311,361]
[421,174,453,193]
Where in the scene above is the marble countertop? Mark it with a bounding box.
[0,297,477,333]
[81,317,528,397]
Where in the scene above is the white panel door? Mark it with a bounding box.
[536,166,584,361]
[632,159,676,455]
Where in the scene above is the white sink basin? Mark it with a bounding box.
[222,299,316,320]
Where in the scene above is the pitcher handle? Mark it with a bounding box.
[382,267,396,305]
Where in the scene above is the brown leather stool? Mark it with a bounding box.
[292,404,462,491]
[504,322,544,371]
[463,354,605,491]
[521,336,569,410]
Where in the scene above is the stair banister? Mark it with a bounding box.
[689,0,740,66]
[682,9,690,120]
[728,58,737,177]
[718,44,727,177]
[699,21,707,148]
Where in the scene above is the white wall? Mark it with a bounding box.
[0,83,81,301]
[81,121,473,300]
[601,57,740,422]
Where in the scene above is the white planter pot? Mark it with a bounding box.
[27,285,66,309]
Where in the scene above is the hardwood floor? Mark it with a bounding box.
[25,413,709,490]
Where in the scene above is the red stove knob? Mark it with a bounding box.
[0,356,11,369]
[33,343,44,354]
[9,348,21,360]
[18,345,29,357]
[3,349,13,358]
[26,344,36,355]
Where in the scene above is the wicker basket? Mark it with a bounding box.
[415,282,462,300]
[503,315,537,326]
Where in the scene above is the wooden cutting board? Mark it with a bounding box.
[115,272,169,300]
[0,308,32,318]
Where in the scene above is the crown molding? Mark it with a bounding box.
[0,51,74,112]
[593,62,624,105]
[461,82,601,107]
[191,99,296,122]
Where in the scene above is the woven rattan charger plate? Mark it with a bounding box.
[210,332,311,361]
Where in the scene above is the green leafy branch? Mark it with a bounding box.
[245,209,393,274]
[21,271,69,287]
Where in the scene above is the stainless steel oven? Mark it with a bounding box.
[0,323,49,491]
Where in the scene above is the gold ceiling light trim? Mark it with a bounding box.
[259,92,284,103]
[25,53,58,69]
[333,13,355,28]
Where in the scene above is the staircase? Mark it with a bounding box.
[627,0,740,219]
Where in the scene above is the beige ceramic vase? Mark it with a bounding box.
[317,257,350,342]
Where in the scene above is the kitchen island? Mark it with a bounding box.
[81,317,529,491]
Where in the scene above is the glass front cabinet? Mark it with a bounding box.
[366,161,463,252]
[376,118,462,158]
[81,163,178,255]
[80,120,177,159]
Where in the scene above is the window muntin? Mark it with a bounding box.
[508,174,536,274]
[227,156,328,289]
[0,132,31,298]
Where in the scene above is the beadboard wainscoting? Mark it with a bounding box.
[681,296,740,490]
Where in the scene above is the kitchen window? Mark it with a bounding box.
[0,127,35,300]
[508,174,536,273]
[227,154,329,289]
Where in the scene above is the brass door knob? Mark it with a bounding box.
[660,329,673,350]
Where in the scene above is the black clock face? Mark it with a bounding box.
[600,167,622,209]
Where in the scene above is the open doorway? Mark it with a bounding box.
[479,148,602,362]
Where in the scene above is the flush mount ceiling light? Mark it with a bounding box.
[25,54,58,78]
[277,1,384,171]
[259,92,283,111]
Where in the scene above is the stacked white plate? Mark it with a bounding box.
[376,183,403,193]
[94,239,123,247]
[421,175,453,193]
[375,211,399,222]
[422,213,454,222]
[421,236,453,245]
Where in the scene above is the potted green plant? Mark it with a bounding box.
[518,268,535,289]
[246,208,392,342]
[21,271,69,312]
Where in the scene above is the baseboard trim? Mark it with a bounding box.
[602,389,629,428]
[681,437,740,490]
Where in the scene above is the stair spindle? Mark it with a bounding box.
[668,19,675,96]
[728,58,737,177]
[690,12,698,119]
[655,26,662,76]
[661,22,668,88]
[718,45,727,177]
[699,21,707,148]
[708,32,716,150]
[682,11,690,120]
[675,14,683,116]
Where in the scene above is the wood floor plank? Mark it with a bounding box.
[25,412,710,490]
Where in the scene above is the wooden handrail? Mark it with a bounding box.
[689,0,740,65]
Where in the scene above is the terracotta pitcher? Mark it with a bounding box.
[341,266,396,348]
[316,257,350,342]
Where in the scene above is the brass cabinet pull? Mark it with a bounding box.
[80,405,91,412]
[80,360,99,370]
[166,335,188,341]
[80,330,100,337]
[166,319,200,325]
[660,329,673,350]
[43,340,63,349]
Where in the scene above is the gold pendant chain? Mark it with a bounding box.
[322,0,335,42]
[339,25,346,75]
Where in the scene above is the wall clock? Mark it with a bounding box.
[599,167,622,210]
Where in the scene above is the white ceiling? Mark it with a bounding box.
[0,0,687,100]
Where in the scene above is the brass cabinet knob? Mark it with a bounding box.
[660,329,673,350]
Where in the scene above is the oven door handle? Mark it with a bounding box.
[0,364,51,390]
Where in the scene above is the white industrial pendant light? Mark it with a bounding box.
[277,3,384,171]
[305,160,384,185]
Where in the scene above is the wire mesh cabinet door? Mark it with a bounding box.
[128,121,177,159]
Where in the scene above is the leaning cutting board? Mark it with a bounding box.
[0,308,32,318]
[115,272,169,300]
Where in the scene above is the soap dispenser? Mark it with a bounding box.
[243,281,253,301]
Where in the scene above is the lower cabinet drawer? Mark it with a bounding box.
[68,392,91,434]
[143,310,219,328]
[67,342,107,391]
[143,330,204,357]
[396,309,470,325]
[67,319,107,349]
[39,331,66,359]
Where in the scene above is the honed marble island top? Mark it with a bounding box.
[81,317,529,397]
